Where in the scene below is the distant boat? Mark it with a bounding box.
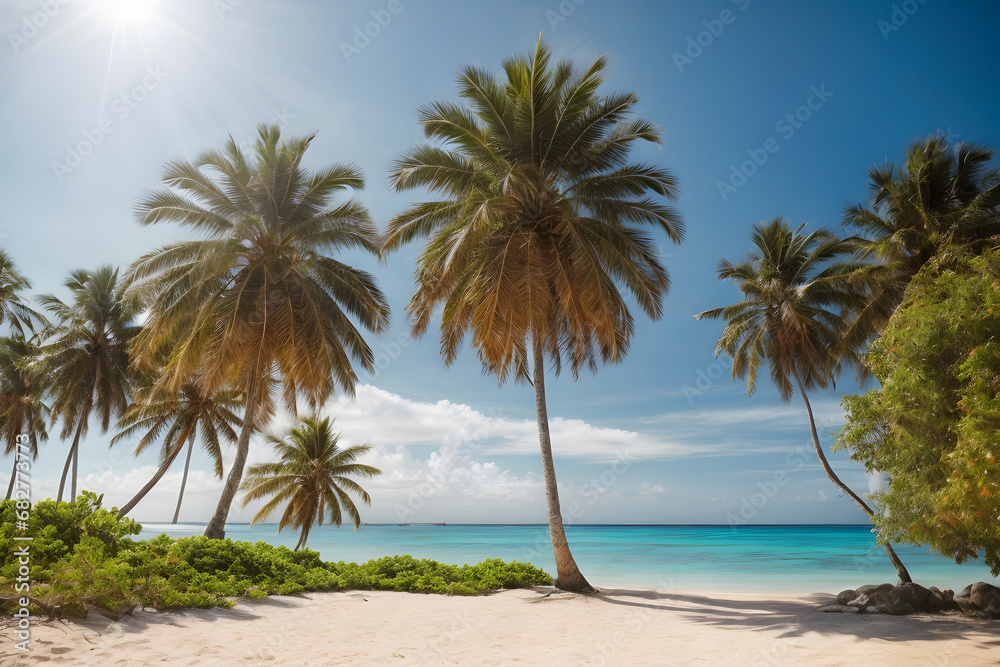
[434,522,447,526]
[398,523,409,526]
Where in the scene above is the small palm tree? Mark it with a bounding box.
[842,135,1000,347]
[112,379,242,521]
[0,335,49,500]
[240,415,381,551]
[39,266,137,504]
[126,124,390,539]
[381,39,682,592]
[696,218,913,584]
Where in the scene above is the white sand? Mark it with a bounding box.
[2,587,997,666]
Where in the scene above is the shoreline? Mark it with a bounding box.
[3,586,996,666]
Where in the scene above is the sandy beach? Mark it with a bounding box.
[2,587,997,666]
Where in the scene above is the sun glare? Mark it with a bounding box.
[93,0,157,26]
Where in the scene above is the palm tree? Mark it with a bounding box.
[381,39,683,591]
[696,218,912,584]
[39,266,137,504]
[0,249,44,337]
[239,415,381,551]
[0,335,49,500]
[126,123,390,539]
[842,135,1000,348]
[112,379,242,521]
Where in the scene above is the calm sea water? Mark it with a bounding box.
[136,523,1000,594]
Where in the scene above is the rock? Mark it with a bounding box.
[817,604,859,614]
[926,587,960,613]
[970,582,1000,617]
[887,582,931,615]
[847,593,869,608]
[836,589,856,605]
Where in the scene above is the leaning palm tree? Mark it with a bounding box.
[381,39,683,591]
[39,266,138,504]
[696,218,912,584]
[126,123,390,539]
[842,135,1000,348]
[0,335,49,500]
[112,378,242,521]
[240,415,381,551]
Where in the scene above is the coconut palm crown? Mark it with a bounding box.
[381,39,683,591]
[240,415,381,551]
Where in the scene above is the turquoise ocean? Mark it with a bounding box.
[137,523,1000,595]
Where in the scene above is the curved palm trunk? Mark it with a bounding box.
[5,457,16,500]
[294,524,311,552]
[205,382,261,540]
[172,438,196,524]
[116,452,178,518]
[532,337,594,593]
[793,372,912,584]
[57,407,90,505]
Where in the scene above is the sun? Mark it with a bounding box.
[92,0,158,26]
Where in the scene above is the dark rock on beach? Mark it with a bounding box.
[822,581,998,617]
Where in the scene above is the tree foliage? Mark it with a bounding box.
[837,245,1000,574]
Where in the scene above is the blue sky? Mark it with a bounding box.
[2,0,998,526]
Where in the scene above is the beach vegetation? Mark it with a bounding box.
[0,335,49,500]
[837,245,1000,575]
[0,493,551,618]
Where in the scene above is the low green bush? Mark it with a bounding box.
[0,494,552,618]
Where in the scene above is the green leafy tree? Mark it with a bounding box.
[381,40,682,591]
[837,246,1000,575]
[0,335,49,500]
[112,379,242,522]
[842,135,1000,348]
[40,267,138,504]
[240,415,381,551]
[697,218,913,583]
[126,124,389,539]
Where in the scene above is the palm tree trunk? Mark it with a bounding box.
[172,438,196,524]
[116,443,185,518]
[294,524,310,552]
[204,381,260,540]
[793,371,912,584]
[57,411,89,505]
[5,457,16,501]
[532,336,594,593]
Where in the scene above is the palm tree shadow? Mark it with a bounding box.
[586,588,1000,645]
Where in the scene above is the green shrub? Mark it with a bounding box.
[0,495,553,618]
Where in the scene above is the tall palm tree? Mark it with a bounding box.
[240,415,381,551]
[696,218,912,584]
[126,123,390,540]
[381,39,683,591]
[112,379,242,521]
[39,266,137,504]
[0,249,44,337]
[842,135,1000,348]
[0,335,49,500]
